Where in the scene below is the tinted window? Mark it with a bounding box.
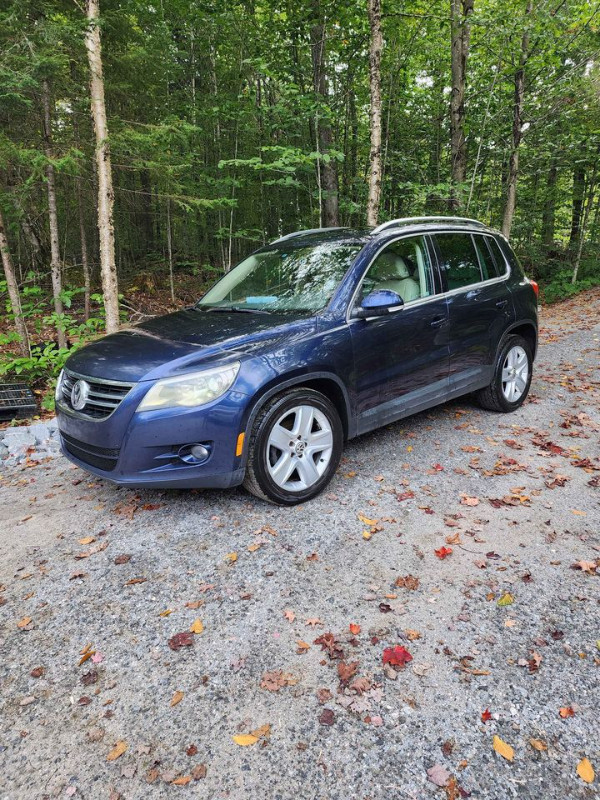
[489,237,513,276]
[474,236,500,280]
[435,233,482,290]
[360,235,434,304]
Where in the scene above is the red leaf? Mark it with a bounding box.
[168,632,194,651]
[481,708,492,722]
[382,645,413,667]
[349,623,361,635]
[435,546,453,559]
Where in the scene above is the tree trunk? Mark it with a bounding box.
[85,0,120,333]
[310,2,339,228]
[77,176,91,320]
[41,78,67,348]
[501,0,532,239]
[540,156,558,246]
[0,206,30,356]
[366,0,383,227]
[572,163,597,284]
[449,0,474,209]
[569,166,585,247]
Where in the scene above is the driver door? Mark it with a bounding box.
[349,234,450,434]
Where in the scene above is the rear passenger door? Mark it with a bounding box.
[431,232,514,393]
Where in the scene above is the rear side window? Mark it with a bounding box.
[474,235,501,280]
[434,233,482,290]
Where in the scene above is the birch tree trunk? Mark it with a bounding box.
[449,0,474,209]
[310,2,339,228]
[0,206,30,356]
[501,0,532,238]
[41,78,67,348]
[85,0,120,334]
[572,164,597,284]
[366,0,383,227]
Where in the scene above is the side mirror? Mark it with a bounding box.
[352,289,404,319]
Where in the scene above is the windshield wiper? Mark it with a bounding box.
[202,305,272,315]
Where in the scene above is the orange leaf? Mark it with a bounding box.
[349,623,361,635]
[576,757,595,784]
[106,740,128,761]
[170,690,184,707]
[493,735,514,761]
[435,546,453,559]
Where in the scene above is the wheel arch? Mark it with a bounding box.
[239,371,352,468]
[498,320,538,361]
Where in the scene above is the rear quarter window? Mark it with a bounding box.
[494,237,522,277]
[434,233,482,290]
[473,235,501,280]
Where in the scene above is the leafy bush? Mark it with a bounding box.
[542,271,600,304]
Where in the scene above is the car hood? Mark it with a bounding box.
[65,308,316,382]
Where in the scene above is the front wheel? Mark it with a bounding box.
[476,334,533,413]
[243,388,343,505]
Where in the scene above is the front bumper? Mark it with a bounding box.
[56,384,252,490]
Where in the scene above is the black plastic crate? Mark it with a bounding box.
[0,383,37,420]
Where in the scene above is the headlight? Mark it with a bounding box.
[137,362,240,412]
[55,370,64,402]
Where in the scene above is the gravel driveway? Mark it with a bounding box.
[1,290,599,800]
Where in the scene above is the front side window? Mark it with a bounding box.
[435,233,482,290]
[198,242,361,313]
[359,235,434,304]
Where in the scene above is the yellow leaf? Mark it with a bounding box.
[407,445,413,452]
[190,618,204,634]
[106,740,128,761]
[170,690,184,707]
[577,758,595,784]
[529,738,547,751]
[78,536,95,545]
[233,733,259,746]
[493,735,514,761]
[362,530,373,540]
[497,592,514,607]
[358,513,377,526]
[224,552,237,564]
[247,542,262,552]
[159,609,173,617]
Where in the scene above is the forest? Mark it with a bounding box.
[0,0,599,407]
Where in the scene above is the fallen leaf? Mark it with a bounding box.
[158,609,172,617]
[260,670,297,692]
[224,552,237,564]
[168,632,194,651]
[349,623,361,635]
[576,757,595,784]
[337,661,359,684]
[435,546,453,560]
[186,744,198,756]
[247,542,262,552]
[427,764,451,787]
[460,494,480,506]
[395,574,419,590]
[319,709,335,726]
[17,617,32,629]
[233,723,271,746]
[172,776,191,786]
[191,764,207,780]
[481,709,492,722]
[493,735,514,762]
[114,554,132,565]
[78,536,95,545]
[405,628,421,641]
[190,619,204,634]
[529,738,547,751]
[382,645,412,668]
[571,560,597,575]
[358,513,377,526]
[107,740,128,761]
[559,706,575,718]
[170,691,184,707]
[497,592,514,607]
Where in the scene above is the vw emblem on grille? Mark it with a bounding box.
[71,379,90,411]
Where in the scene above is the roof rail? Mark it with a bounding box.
[371,216,487,235]
[270,227,347,244]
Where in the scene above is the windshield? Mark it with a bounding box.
[197,242,361,313]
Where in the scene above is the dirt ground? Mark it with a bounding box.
[1,289,599,800]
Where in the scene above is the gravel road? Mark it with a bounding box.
[1,290,599,800]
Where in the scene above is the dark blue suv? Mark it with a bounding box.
[56,217,538,504]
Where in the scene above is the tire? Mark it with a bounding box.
[476,334,533,413]
[243,387,343,505]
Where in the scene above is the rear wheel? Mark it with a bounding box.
[243,388,343,505]
[476,334,533,412]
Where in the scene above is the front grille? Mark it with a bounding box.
[61,369,134,419]
[61,431,120,472]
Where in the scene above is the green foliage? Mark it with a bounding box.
[543,271,600,305]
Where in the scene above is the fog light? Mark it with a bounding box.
[191,444,209,460]
[178,443,211,464]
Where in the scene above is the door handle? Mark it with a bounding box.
[430,315,446,328]
[495,300,508,309]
